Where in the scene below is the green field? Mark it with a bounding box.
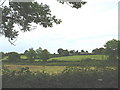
[49,55,108,61]
[3,64,117,74]
[3,64,66,74]
[2,55,112,67]
[2,55,117,74]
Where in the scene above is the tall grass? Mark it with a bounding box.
[2,66,118,88]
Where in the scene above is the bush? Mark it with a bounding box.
[2,66,118,88]
[7,52,20,62]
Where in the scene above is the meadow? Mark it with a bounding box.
[49,55,108,61]
[2,55,118,88]
[2,55,117,74]
[2,65,118,88]
[3,65,66,74]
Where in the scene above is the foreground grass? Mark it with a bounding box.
[3,58,117,74]
[3,65,66,74]
[2,66,118,88]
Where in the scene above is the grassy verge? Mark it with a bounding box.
[2,66,118,88]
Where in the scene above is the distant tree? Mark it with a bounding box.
[104,39,120,60]
[92,48,105,55]
[25,48,36,62]
[92,49,97,54]
[63,49,69,56]
[69,50,75,56]
[7,52,20,62]
[75,50,79,55]
[80,50,85,55]
[24,50,28,55]
[86,51,89,54]
[40,49,50,62]
[0,52,5,58]
[36,47,50,61]
[81,50,84,52]
[4,53,8,57]
[57,48,64,56]
[99,48,105,54]
[36,47,42,58]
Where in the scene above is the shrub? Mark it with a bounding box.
[7,52,20,62]
[2,66,118,88]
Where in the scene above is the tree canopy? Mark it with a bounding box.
[7,52,20,62]
[25,48,36,62]
[0,0,87,44]
[104,39,120,60]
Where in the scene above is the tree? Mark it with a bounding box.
[36,47,42,58]
[69,50,75,56]
[36,47,50,61]
[92,48,105,55]
[85,51,89,54]
[0,52,5,58]
[25,48,36,62]
[75,50,79,55]
[7,52,20,62]
[57,48,64,55]
[80,50,85,55]
[0,1,86,44]
[104,39,120,60]
[24,50,28,55]
[39,49,50,62]
[63,49,69,56]
[57,0,87,9]
[1,2,61,42]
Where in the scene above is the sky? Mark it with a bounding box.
[0,0,119,54]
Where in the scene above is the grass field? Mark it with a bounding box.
[49,55,108,61]
[2,55,117,74]
[3,64,117,75]
[3,64,118,88]
[3,64,66,74]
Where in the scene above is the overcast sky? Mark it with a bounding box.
[0,0,119,54]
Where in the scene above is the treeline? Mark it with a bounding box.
[1,47,90,62]
[1,39,120,62]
